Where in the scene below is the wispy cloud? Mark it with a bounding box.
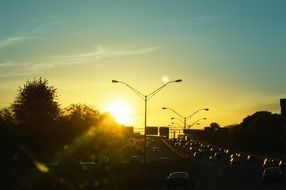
[171,16,219,26]
[109,46,160,56]
[0,45,161,77]
[53,45,161,67]
[63,45,160,60]
[0,17,55,50]
[0,36,34,49]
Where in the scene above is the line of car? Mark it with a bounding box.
[168,138,286,184]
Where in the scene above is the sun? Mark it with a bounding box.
[108,100,132,125]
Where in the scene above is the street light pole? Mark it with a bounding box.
[168,124,176,139]
[163,107,209,130]
[144,95,147,164]
[171,122,183,137]
[112,79,182,164]
[188,117,207,128]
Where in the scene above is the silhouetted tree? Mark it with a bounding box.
[227,111,283,154]
[0,107,14,126]
[63,104,100,134]
[11,78,60,125]
[242,111,282,152]
[65,104,99,123]
[210,122,220,130]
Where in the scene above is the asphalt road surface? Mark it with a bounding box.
[141,138,286,190]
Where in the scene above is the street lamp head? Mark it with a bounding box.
[162,107,167,110]
[171,117,176,120]
[188,123,200,128]
[112,80,119,83]
[175,79,182,83]
[205,108,209,111]
[203,117,207,120]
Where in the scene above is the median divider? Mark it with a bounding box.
[161,139,189,159]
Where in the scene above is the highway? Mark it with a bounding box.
[141,137,286,190]
[13,136,285,190]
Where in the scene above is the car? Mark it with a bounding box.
[198,148,204,153]
[214,152,222,159]
[218,148,224,153]
[279,159,286,169]
[247,154,256,162]
[79,161,96,165]
[262,167,283,183]
[193,152,202,159]
[161,156,169,160]
[97,156,110,164]
[237,153,247,160]
[263,158,278,168]
[209,155,217,161]
[152,146,159,152]
[166,171,194,190]
[230,157,240,165]
[130,155,140,163]
[230,154,235,159]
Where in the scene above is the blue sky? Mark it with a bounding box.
[1,0,286,127]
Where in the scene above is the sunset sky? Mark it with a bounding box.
[1,0,286,129]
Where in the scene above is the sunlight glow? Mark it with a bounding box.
[162,75,170,83]
[108,100,132,125]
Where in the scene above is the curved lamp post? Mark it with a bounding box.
[112,79,182,164]
[188,117,207,128]
[163,107,209,130]
[171,121,184,137]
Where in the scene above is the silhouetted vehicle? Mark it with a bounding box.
[198,148,204,153]
[153,146,159,152]
[79,161,96,166]
[230,157,240,165]
[247,155,257,162]
[230,154,235,159]
[237,153,247,160]
[279,160,286,169]
[161,156,169,160]
[166,171,194,190]
[209,155,217,161]
[214,152,222,159]
[263,158,278,169]
[200,144,206,148]
[218,148,224,153]
[130,155,140,163]
[193,152,202,159]
[262,167,283,183]
[99,156,110,164]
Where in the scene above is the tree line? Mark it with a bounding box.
[0,78,129,168]
[192,111,285,157]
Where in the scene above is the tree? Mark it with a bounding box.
[0,107,14,126]
[210,122,220,130]
[11,78,60,125]
[64,104,100,127]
